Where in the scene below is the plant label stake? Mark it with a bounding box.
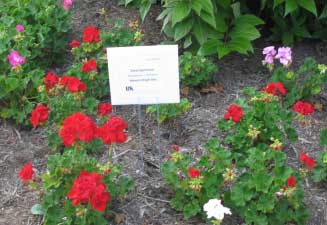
[107,45,179,172]
[156,103,161,166]
[137,104,144,171]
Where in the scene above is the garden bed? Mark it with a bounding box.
[0,1,327,225]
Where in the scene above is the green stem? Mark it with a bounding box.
[108,143,115,165]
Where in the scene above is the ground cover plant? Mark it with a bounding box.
[17,20,144,224]
[162,47,327,225]
[0,0,71,124]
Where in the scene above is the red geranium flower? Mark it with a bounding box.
[97,103,112,116]
[59,75,87,93]
[68,170,110,211]
[224,104,243,123]
[18,162,34,183]
[69,39,81,49]
[188,168,200,178]
[287,176,296,188]
[300,152,315,168]
[59,112,97,146]
[82,59,97,73]
[293,100,314,116]
[263,82,286,96]
[30,104,49,128]
[44,72,59,91]
[97,116,128,145]
[83,26,101,43]
[90,184,111,211]
[172,145,180,152]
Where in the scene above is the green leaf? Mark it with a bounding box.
[191,0,202,15]
[312,167,327,182]
[174,18,194,41]
[200,11,216,28]
[200,0,214,15]
[231,2,241,18]
[217,42,231,59]
[183,36,192,48]
[140,1,152,21]
[284,0,298,16]
[297,0,317,16]
[198,39,219,56]
[183,200,201,219]
[31,204,44,215]
[319,3,327,19]
[193,19,207,44]
[234,14,264,26]
[171,2,191,27]
[321,128,327,146]
[256,194,275,213]
[274,0,285,8]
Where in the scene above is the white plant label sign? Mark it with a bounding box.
[106,45,180,105]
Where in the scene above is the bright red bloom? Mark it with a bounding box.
[224,104,243,123]
[30,104,49,128]
[59,75,87,93]
[83,26,101,43]
[69,39,81,48]
[188,168,200,178]
[59,112,97,146]
[172,145,180,152]
[18,162,34,182]
[44,72,59,91]
[97,103,112,116]
[90,184,111,211]
[287,176,296,188]
[82,59,97,73]
[293,101,314,116]
[263,82,286,96]
[68,170,110,211]
[97,116,127,145]
[300,152,315,168]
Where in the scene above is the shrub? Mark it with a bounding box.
[0,0,71,124]
[146,98,190,123]
[179,52,217,88]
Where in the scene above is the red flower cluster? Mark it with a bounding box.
[224,104,243,123]
[69,39,81,49]
[59,112,97,146]
[300,152,315,168]
[97,103,112,116]
[68,170,110,211]
[60,75,87,93]
[287,176,296,188]
[44,72,59,92]
[18,162,34,183]
[293,100,314,116]
[188,168,200,178]
[263,82,286,96]
[82,59,97,73]
[97,116,128,145]
[172,145,180,152]
[30,104,49,128]
[83,26,101,43]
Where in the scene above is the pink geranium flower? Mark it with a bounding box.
[262,46,276,65]
[16,25,24,33]
[63,0,73,10]
[275,47,292,67]
[8,51,25,68]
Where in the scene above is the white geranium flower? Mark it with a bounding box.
[203,199,232,220]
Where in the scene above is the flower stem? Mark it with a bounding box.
[108,143,115,165]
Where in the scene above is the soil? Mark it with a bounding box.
[1,1,327,225]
